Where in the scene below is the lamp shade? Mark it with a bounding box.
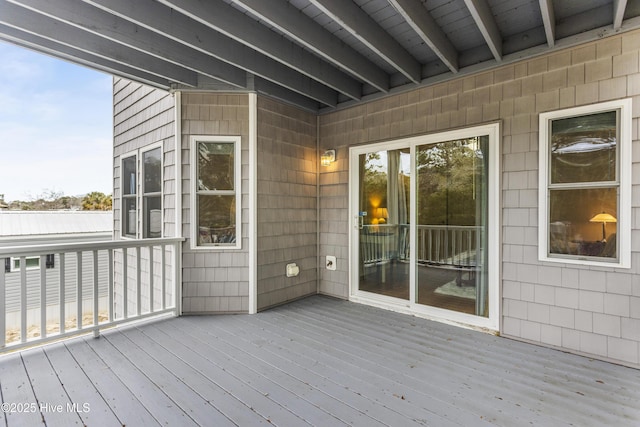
[589,213,617,223]
[373,207,388,218]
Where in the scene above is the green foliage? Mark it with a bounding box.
[81,192,112,211]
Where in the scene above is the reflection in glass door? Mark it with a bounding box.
[416,137,489,317]
[351,124,498,328]
[357,149,410,300]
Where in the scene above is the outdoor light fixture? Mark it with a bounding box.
[590,212,617,241]
[321,149,335,166]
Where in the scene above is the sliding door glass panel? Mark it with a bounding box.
[358,149,410,300]
[416,137,489,317]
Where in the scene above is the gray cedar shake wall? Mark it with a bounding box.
[256,97,317,310]
[180,93,250,313]
[113,78,177,317]
[318,31,640,367]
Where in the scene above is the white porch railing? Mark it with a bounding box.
[0,237,183,353]
[361,224,481,267]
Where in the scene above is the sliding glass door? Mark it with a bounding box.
[350,124,499,329]
[356,148,410,300]
[415,137,489,317]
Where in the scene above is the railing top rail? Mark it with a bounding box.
[0,237,185,257]
[416,225,482,230]
[362,224,481,230]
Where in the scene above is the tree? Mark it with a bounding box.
[82,192,112,211]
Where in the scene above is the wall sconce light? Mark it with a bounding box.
[589,212,617,241]
[321,149,335,166]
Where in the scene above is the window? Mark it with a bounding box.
[191,136,241,249]
[121,154,137,238]
[539,99,631,267]
[120,144,163,239]
[6,255,55,272]
[142,147,162,238]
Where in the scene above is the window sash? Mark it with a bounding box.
[538,99,631,268]
[121,145,163,239]
[191,136,241,249]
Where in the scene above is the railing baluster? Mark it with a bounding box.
[20,256,26,343]
[0,259,5,348]
[149,245,154,313]
[76,251,82,330]
[40,254,46,339]
[136,247,142,317]
[59,253,65,334]
[123,248,128,319]
[93,250,99,338]
[108,249,114,322]
[174,242,180,312]
[161,244,166,310]
[468,229,473,266]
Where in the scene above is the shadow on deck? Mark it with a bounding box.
[1,295,639,426]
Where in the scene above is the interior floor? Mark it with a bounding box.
[359,262,478,315]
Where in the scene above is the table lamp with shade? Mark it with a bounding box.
[589,212,617,241]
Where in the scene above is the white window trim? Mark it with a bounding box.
[120,150,138,240]
[10,256,40,272]
[190,135,242,250]
[348,122,501,332]
[120,142,164,240]
[141,143,164,239]
[538,98,632,268]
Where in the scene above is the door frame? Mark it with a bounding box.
[348,123,501,332]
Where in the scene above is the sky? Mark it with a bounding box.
[0,40,113,203]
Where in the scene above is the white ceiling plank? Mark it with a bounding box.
[538,0,555,47]
[83,0,336,106]
[463,0,502,61]
[231,0,389,93]
[388,0,458,73]
[614,0,628,30]
[308,0,422,83]
[157,0,361,100]
[0,24,173,89]
[9,0,246,88]
[0,0,199,86]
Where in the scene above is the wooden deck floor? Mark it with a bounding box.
[1,295,639,426]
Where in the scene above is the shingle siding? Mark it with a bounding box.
[180,93,250,314]
[318,30,640,368]
[256,97,317,310]
[112,78,177,318]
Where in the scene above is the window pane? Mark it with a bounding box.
[197,142,234,191]
[197,195,236,245]
[123,197,137,237]
[415,136,489,317]
[550,111,617,184]
[549,187,617,258]
[144,196,162,238]
[143,148,162,193]
[123,156,137,195]
[13,257,40,270]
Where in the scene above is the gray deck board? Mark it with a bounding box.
[115,326,270,426]
[142,321,312,426]
[43,342,122,426]
[0,295,638,426]
[20,348,84,427]
[187,316,434,427]
[86,332,200,427]
[0,353,42,427]
[65,338,158,427]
